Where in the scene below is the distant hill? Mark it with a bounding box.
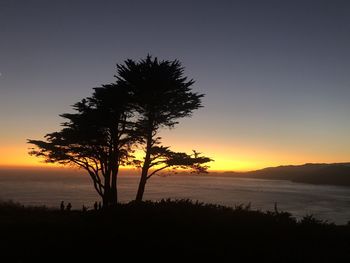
[219,163,350,187]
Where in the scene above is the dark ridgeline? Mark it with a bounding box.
[220,163,350,187]
[28,55,211,207]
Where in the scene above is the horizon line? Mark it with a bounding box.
[1,161,349,173]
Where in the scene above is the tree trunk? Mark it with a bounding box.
[136,123,153,202]
[135,165,149,202]
[103,171,111,208]
[110,164,119,206]
[102,195,109,208]
[109,130,119,206]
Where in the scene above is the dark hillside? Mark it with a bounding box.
[0,200,349,262]
[221,163,350,186]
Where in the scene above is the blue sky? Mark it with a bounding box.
[1,0,349,170]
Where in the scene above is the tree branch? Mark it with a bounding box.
[146,165,170,180]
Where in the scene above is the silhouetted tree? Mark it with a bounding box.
[116,55,210,201]
[28,55,212,205]
[28,84,134,207]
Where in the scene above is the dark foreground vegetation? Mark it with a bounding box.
[1,200,349,262]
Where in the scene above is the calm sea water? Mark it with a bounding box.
[0,170,350,224]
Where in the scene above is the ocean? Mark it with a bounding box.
[0,168,349,224]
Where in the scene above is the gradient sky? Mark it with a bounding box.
[1,0,349,171]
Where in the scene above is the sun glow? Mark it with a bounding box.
[1,141,349,172]
[0,145,58,168]
[0,144,265,172]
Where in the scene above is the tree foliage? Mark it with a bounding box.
[28,55,212,205]
[28,84,134,206]
[116,55,208,201]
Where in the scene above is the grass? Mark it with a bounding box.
[0,199,349,262]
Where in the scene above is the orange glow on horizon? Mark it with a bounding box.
[0,145,54,167]
[1,143,349,172]
[0,145,258,171]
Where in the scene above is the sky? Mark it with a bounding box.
[0,0,349,171]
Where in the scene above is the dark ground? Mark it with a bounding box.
[0,199,349,262]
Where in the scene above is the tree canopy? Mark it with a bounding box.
[116,55,208,201]
[28,84,134,206]
[28,55,212,205]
